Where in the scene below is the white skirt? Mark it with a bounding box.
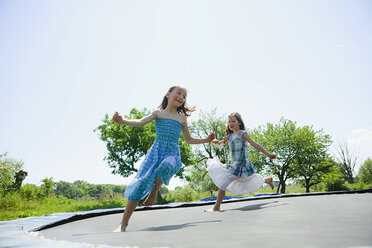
[207,157,264,195]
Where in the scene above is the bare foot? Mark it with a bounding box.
[121,223,128,232]
[144,191,157,206]
[113,223,127,232]
[266,177,274,190]
[204,208,221,212]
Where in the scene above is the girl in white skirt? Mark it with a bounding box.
[205,112,276,212]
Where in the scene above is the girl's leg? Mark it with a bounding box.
[204,189,225,212]
[118,200,138,232]
[144,176,163,206]
[116,177,163,231]
[265,177,274,190]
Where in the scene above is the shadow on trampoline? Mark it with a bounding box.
[138,220,222,232]
[226,200,287,211]
[72,232,119,237]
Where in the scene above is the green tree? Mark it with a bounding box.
[248,118,297,193]
[159,186,169,195]
[200,176,218,197]
[54,181,85,199]
[168,185,198,202]
[41,177,54,197]
[87,184,126,199]
[321,163,348,191]
[185,109,228,193]
[292,126,333,192]
[73,180,89,198]
[20,184,41,200]
[358,158,372,184]
[94,108,195,178]
[190,108,230,164]
[0,153,24,195]
[295,157,334,193]
[248,118,332,194]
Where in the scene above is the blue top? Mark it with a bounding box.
[124,118,183,201]
[227,130,258,177]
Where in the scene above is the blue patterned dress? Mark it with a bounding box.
[124,118,183,201]
[207,130,264,195]
[227,130,257,176]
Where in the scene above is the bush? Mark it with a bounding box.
[20,184,42,200]
[346,181,372,191]
[318,163,348,192]
[322,174,348,191]
[40,195,74,205]
[166,186,198,202]
[99,197,126,208]
[0,191,22,209]
[0,153,25,195]
[0,166,14,195]
[98,192,124,201]
[358,158,372,184]
[159,186,169,195]
[54,181,86,199]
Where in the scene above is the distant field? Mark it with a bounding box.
[0,185,347,221]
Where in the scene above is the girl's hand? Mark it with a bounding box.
[212,139,223,147]
[207,132,215,142]
[112,112,124,125]
[269,154,277,160]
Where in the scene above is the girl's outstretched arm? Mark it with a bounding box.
[212,135,229,147]
[242,132,276,159]
[181,118,215,144]
[112,110,157,127]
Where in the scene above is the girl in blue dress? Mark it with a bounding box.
[112,85,215,231]
[205,112,276,212]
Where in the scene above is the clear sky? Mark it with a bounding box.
[1,0,371,189]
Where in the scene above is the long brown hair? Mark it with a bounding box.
[225,112,246,135]
[159,85,196,116]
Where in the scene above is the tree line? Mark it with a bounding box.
[1,108,371,200]
[94,108,372,194]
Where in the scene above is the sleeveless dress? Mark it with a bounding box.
[207,130,264,195]
[124,118,183,201]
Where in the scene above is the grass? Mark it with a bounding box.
[162,185,309,204]
[1,185,300,221]
[1,183,363,222]
[251,185,308,195]
[0,195,127,221]
[212,185,308,198]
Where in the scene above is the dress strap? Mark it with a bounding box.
[239,130,247,136]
